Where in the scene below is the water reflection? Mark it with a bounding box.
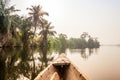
[69,48,98,59]
[38,48,54,71]
[0,47,54,80]
[0,47,98,80]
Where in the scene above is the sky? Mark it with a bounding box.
[10,0,120,44]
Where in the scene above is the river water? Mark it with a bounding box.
[0,46,120,80]
[66,46,120,80]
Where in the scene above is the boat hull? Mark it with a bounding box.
[34,54,88,80]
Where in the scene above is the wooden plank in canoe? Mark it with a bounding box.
[50,72,60,80]
[53,54,70,66]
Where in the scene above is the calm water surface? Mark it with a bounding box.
[0,46,120,80]
[67,46,120,80]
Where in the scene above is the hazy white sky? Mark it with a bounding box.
[10,0,120,44]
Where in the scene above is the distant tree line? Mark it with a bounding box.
[49,32,100,51]
[68,32,100,49]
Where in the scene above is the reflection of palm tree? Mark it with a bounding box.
[0,48,6,80]
[18,48,54,80]
[38,48,54,71]
[88,49,93,56]
[0,47,55,80]
[18,48,32,79]
[0,48,34,80]
[17,47,40,80]
[80,48,94,59]
[95,48,98,53]
[19,47,37,80]
[0,48,22,80]
[80,49,88,59]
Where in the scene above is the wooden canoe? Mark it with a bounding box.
[34,54,88,80]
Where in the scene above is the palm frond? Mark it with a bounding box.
[40,11,49,16]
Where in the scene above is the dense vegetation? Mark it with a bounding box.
[67,32,100,49]
[0,0,100,49]
[49,32,100,51]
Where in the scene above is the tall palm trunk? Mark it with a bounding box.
[33,21,37,39]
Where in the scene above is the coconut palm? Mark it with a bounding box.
[0,0,19,47]
[20,17,33,47]
[39,21,56,49]
[80,32,88,39]
[0,0,10,35]
[27,5,49,38]
[0,0,19,34]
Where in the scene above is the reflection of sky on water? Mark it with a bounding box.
[67,46,120,80]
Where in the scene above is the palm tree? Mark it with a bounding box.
[0,1,20,34]
[80,32,89,49]
[0,0,10,45]
[20,17,33,47]
[87,36,94,49]
[10,15,22,39]
[39,21,56,49]
[0,0,19,47]
[80,32,88,39]
[27,5,49,38]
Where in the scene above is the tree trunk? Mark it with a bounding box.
[0,33,11,47]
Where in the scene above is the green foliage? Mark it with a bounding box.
[49,37,62,51]
[0,1,22,47]
[68,38,86,49]
[20,17,33,47]
[4,37,22,47]
[0,11,11,34]
[58,34,67,49]
[87,37,94,48]
[49,32,100,53]
[0,1,19,34]
[39,21,56,50]
[68,32,100,49]
[5,38,16,46]
[48,34,67,53]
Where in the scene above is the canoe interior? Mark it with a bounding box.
[34,54,88,80]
